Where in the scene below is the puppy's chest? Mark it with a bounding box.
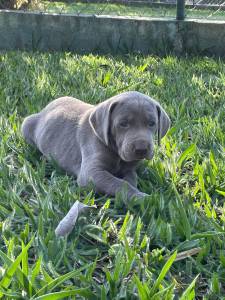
[109,158,123,175]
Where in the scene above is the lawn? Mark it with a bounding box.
[0,51,225,299]
[30,0,225,20]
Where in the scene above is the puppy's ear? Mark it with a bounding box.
[157,105,171,145]
[89,99,117,146]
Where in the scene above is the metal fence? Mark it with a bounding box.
[1,0,225,20]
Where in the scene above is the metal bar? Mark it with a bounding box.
[75,0,225,10]
[176,0,185,20]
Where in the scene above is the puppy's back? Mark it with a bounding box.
[41,97,93,117]
[22,97,93,145]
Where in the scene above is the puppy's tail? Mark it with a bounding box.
[21,114,39,146]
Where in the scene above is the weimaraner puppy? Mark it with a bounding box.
[22,91,170,199]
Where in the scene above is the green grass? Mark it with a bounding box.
[0,51,225,299]
[30,1,225,20]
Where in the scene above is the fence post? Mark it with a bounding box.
[176,0,185,20]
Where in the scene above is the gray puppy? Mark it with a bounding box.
[22,91,170,199]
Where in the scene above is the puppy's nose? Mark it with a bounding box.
[135,148,148,156]
[133,141,150,157]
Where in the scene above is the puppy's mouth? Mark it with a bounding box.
[119,149,154,162]
[135,151,154,160]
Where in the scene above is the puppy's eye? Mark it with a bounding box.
[148,120,156,127]
[119,120,129,128]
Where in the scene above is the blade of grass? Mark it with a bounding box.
[0,248,35,296]
[33,288,97,300]
[150,251,177,296]
[134,275,150,300]
[31,256,42,285]
[177,144,197,168]
[180,275,198,300]
[32,264,92,298]
[0,237,34,298]
[173,184,191,240]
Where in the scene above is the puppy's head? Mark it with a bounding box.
[89,91,170,162]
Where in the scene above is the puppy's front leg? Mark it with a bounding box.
[122,171,137,188]
[78,167,146,199]
[117,161,139,188]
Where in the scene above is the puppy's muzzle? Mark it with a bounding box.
[132,140,151,159]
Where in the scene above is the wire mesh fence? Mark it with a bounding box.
[0,0,225,20]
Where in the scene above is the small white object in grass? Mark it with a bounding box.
[55,200,96,237]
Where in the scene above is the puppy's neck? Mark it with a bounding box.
[108,131,119,156]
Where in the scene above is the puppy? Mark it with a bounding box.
[22,91,170,199]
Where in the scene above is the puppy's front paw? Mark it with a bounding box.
[135,192,149,199]
[128,192,149,209]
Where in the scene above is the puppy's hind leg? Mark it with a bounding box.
[21,113,39,146]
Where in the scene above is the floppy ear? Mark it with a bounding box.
[157,105,171,145]
[89,99,117,146]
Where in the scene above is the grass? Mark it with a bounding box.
[29,0,225,20]
[0,51,225,299]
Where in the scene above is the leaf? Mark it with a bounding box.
[134,275,150,300]
[180,275,198,300]
[41,266,54,283]
[32,264,91,298]
[85,259,97,281]
[0,249,35,296]
[173,184,191,240]
[209,151,218,173]
[191,231,224,239]
[215,189,225,196]
[118,212,130,240]
[0,289,22,299]
[112,250,123,282]
[32,288,96,300]
[211,273,220,294]
[151,283,175,299]
[55,200,97,236]
[150,251,177,296]
[0,237,34,298]
[31,256,42,285]
[138,63,149,72]
[102,71,111,86]
[134,217,142,248]
[22,241,29,277]
[177,144,196,168]
[85,231,107,244]
[101,285,107,300]
[140,234,148,249]
[174,248,201,262]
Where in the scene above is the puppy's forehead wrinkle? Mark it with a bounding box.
[113,97,157,121]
